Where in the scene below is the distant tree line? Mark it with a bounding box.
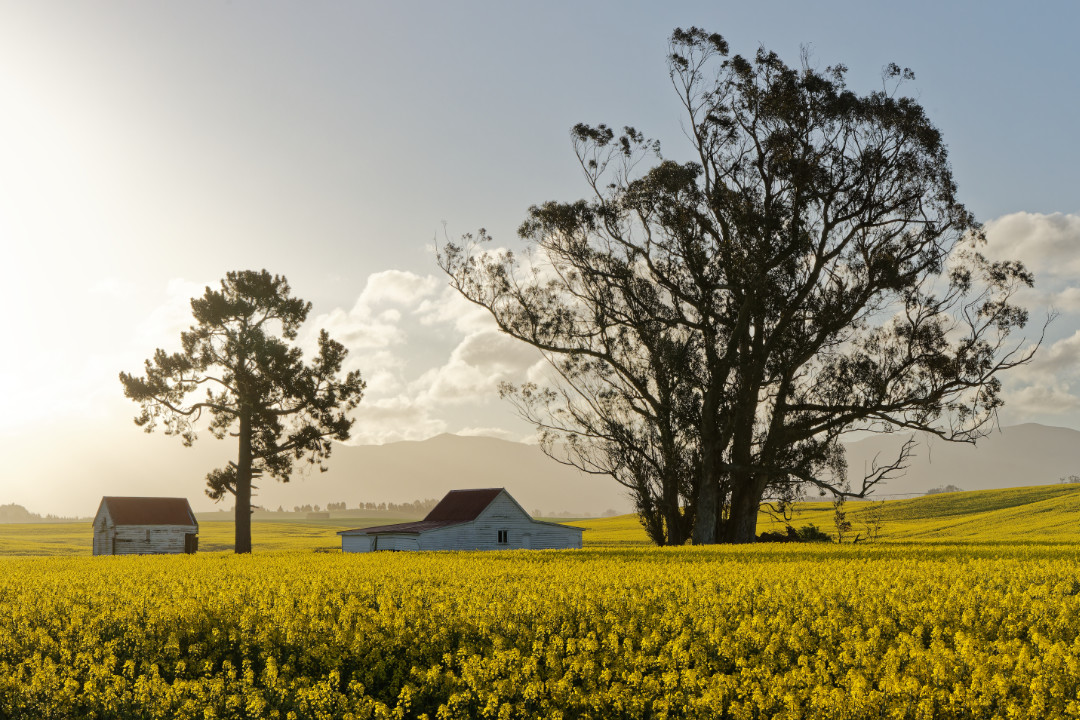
[0,504,77,523]
[0,504,42,523]
[1059,475,1080,485]
[926,485,964,495]
[287,499,440,514]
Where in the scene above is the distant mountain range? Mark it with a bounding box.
[4,422,1080,517]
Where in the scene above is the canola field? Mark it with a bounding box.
[4,544,1080,719]
[4,485,1080,719]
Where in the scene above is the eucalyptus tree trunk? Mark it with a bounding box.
[726,479,759,544]
[693,376,724,544]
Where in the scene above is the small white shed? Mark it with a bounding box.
[338,488,583,552]
[93,497,199,556]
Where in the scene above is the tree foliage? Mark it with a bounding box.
[120,270,365,553]
[439,28,1040,544]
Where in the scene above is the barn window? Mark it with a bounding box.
[498,530,508,544]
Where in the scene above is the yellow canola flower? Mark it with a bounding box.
[1,546,1080,718]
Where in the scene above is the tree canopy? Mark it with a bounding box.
[120,270,365,553]
[439,28,1040,544]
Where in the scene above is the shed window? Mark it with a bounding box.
[498,530,508,544]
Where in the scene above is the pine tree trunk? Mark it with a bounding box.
[234,410,253,554]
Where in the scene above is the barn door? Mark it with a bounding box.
[184,533,198,554]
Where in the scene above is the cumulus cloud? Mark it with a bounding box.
[1013,330,1080,379]
[1000,329,1080,421]
[348,397,447,444]
[416,287,496,335]
[307,268,547,445]
[455,426,520,441]
[355,270,441,308]
[135,277,210,348]
[413,331,546,405]
[312,270,442,351]
[1046,287,1080,313]
[983,212,1080,278]
[1004,384,1080,417]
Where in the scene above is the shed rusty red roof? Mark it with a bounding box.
[97,497,198,527]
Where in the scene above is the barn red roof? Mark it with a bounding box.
[98,497,198,527]
[338,488,505,536]
[424,488,503,522]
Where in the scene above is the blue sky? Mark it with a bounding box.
[0,1,1077,512]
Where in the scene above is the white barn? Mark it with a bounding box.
[338,488,583,552]
[93,497,199,556]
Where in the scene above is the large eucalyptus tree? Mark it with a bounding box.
[440,28,1040,543]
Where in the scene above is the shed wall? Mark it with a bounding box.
[96,524,197,555]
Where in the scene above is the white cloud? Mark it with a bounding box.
[312,271,443,352]
[348,397,447,444]
[984,212,1080,278]
[1004,384,1080,417]
[309,268,544,445]
[412,330,546,405]
[416,287,496,335]
[455,426,519,441]
[1014,330,1080,379]
[135,277,210,348]
[355,270,440,308]
[1047,287,1080,313]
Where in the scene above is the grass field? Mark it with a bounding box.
[4,484,1080,555]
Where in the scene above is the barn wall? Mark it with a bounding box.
[110,525,197,555]
[341,534,375,553]
[93,525,113,556]
[419,519,582,551]
[373,534,420,551]
[92,509,113,556]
